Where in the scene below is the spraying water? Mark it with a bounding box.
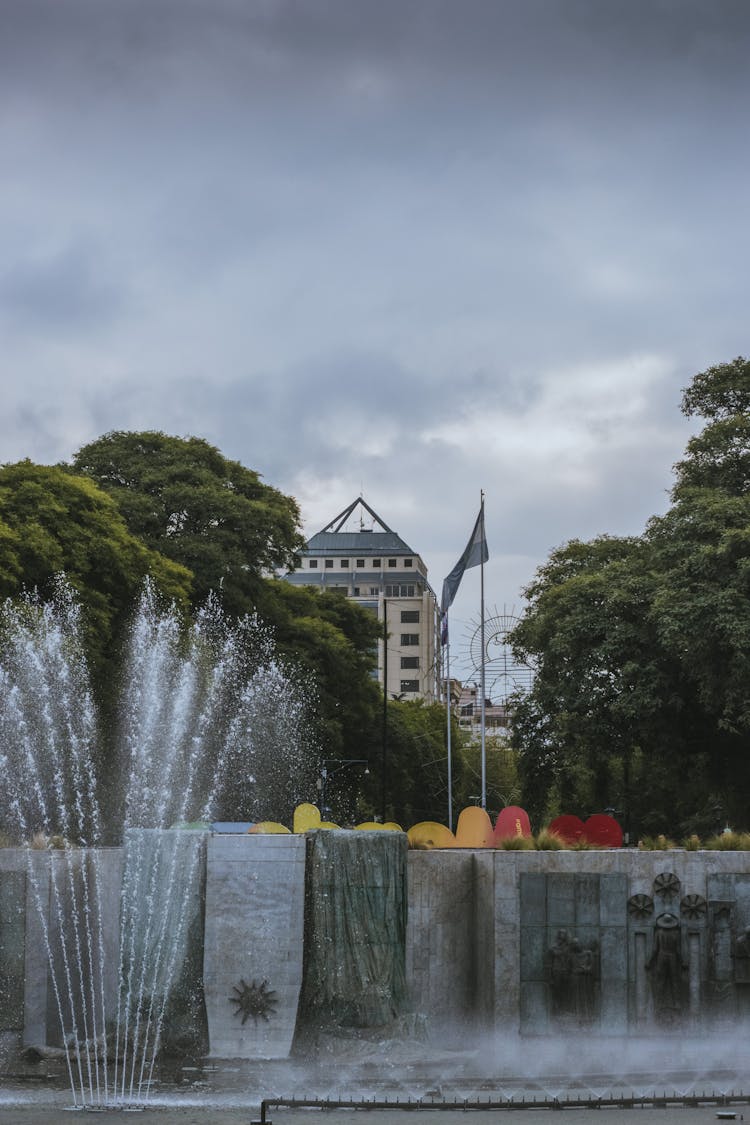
[0,577,314,1109]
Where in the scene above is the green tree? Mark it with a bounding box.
[257,580,382,763]
[353,699,459,828]
[510,534,708,835]
[0,460,191,670]
[680,355,750,420]
[72,431,389,763]
[454,734,522,820]
[511,356,750,836]
[72,431,304,616]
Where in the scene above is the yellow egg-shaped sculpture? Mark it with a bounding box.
[407,821,456,849]
[293,803,321,833]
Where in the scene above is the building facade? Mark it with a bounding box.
[284,498,440,702]
[457,682,511,739]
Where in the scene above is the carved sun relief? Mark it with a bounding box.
[229,978,278,1025]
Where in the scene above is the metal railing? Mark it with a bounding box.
[253,1090,749,1124]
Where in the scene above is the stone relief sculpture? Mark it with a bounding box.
[545,929,599,1025]
[647,911,684,1022]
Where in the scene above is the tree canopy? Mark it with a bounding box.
[72,431,304,617]
[511,357,750,837]
[0,461,192,669]
[0,432,448,818]
[70,432,389,764]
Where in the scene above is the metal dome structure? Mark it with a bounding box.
[465,605,534,706]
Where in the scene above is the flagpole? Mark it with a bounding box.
[445,617,453,831]
[441,498,489,817]
[480,491,487,810]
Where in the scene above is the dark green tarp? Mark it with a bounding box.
[298,830,408,1031]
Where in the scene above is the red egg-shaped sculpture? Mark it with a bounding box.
[583,813,623,847]
[548,814,586,844]
[494,805,532,842]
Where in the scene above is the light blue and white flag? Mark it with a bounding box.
[441,502,489,620]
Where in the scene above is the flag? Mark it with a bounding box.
[441,503,489,618]
[440,612,449,647]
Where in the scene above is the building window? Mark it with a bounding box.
[404,558,413,568]
[388,558,397,567]
[369,587,379,596]
[356,559,365,568]
[340,559,349,567]
[400,679,419,693]
[386,585,416,598]
[401,633,419,646]
[325,559,334,568]
[308,559,318,568]
[401,610,419,623]
[373,559,381,567]
[401,656,419,669]
[353,587,360,596]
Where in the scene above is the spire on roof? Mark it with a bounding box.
[317,497,394,535]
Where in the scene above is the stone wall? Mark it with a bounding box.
[7,841,750,1061]
[406,848,750,1038]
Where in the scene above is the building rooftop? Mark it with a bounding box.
[305,529,415,555]
[302,498,417,557]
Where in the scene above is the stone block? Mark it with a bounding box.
[519,980,547,1033]
[203,834,305,1058]
[519,873,546,925]
[600,924,627,983]
[547,874,576,926]
[574,874,600,925]
[599,873,628,926]
[520,925,545,982]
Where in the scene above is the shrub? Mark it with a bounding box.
[638,834,676,850]
[535,828,566,850]
[497,834,535,850]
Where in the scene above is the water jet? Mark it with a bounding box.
[3,582,750,1114]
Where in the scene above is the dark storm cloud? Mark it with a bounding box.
[1,0,748,646]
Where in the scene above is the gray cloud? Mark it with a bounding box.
[0,243,125,329]
[0,0,747,683]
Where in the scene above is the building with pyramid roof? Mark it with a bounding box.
[285,498,439,702]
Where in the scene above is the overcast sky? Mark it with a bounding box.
[2,0,748,678]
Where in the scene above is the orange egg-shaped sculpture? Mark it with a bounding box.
[455,806,494,848]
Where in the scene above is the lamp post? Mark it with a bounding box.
[317,759,370,822]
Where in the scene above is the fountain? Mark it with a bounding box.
[3,581,750,1116]
[0,578,313,1108]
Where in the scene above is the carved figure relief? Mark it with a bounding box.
[647,912,684,1023]
[545,929,599,1025]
